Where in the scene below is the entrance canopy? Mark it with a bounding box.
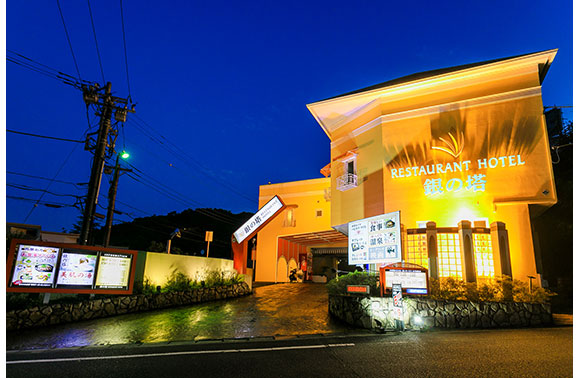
[279,230,348,246]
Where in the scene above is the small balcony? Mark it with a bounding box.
[336,173,358,191]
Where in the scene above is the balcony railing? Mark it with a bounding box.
[336,173,358,191]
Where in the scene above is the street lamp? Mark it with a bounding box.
[167,228,182,254]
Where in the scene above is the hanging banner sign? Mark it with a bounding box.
[392,283,404,321]
[234,195,285,243]
[348,211,402,265]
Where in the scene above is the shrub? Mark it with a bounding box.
[163,269,193,292]
[428,275,556,303]
[326,271,380,296]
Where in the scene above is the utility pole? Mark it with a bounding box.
[79,82,135,245]
[103,153,132,247]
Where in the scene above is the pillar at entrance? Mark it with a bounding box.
[490,221,512,278]
[426,221,438,280]
[458,220,477,283]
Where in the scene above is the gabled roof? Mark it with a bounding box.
[320,49,557,103]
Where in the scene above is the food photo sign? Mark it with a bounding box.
[7,239,138,294]
[348,211,402,265]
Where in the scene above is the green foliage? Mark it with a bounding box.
[326,271,380,296]
[428,275,556,303]
[159,269,244,293]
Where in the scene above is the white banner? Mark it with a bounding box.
[234,196,284,243]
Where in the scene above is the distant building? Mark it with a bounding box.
[7,223,79,244]
[243,49,558,285]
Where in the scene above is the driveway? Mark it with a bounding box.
[7,283,355,350]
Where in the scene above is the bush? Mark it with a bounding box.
[428,276,556,303]
[161,269,244,292]
[326,271,380,296]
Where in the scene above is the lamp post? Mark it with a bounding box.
[103,151,131,247]
[167,228,181,254]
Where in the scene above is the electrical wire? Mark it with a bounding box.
[7,183,83,199]
[119,0,132,101]
[56,0,82,82]
[87,0,106,84]
[7,129,84,143]
[129,116,257,205]
[8,195,78,209]
[7,171,87,187]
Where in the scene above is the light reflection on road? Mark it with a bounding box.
[7,284,352,350]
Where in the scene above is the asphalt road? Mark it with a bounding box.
[6,327,572,378]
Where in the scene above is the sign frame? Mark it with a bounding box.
[6,239,138,295]
[379,262,429,296]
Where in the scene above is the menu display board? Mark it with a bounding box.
[384,269,428,294]
[95,253,133,289]
[11,245,60,287]
[55,250,98,288]
[7,240,137,294]
[348,211,402,265]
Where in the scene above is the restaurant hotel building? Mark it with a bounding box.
[241,49,558,285]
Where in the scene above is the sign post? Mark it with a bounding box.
[205,231,213,258]
[392,283,405,331]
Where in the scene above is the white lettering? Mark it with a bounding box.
[453,162,463,172]
[436,164,444,174]
[517,155,525,165]
[419,166,427,176]
[488,157,498,169]
[478,159,487,169]
[405,167,412,177]
[498,156,507,167]
[508,156,517,166]
[391,168,398,178]
[463,160,471,170]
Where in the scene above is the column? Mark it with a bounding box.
[458,220,477,283]
[490,221,512,278]
[426,221,438,279]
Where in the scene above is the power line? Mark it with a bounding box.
[56,0,82,82]
[7,129,84,143]
[129,115,257,205]
[6,171,87,186]
[23,133,84,222]
[7,183,83,199]
[87,0,106,84]
[8,195,78,209]
[119,0,132,101]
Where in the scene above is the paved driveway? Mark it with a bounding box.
[7,283,354,350]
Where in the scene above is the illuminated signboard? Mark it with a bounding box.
[10,245,60,287]
[55,249,98,289]
[348,211,402,265]
[7,240,138,294]
[384,269,428,295]
[347,285,370,294]
[95,253,133,289]
[234,195,284,243]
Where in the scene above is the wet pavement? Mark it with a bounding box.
[6,283,355,351]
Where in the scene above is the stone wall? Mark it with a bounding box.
[7,283,251,331]
[329,295,552,331]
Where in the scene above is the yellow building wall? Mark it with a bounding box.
[324,62,555,283]
[255,178,332,282]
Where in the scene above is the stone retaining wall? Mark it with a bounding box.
[7,283,251,331]
[329,295,552,331]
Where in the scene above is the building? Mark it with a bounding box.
[249,49,558,285]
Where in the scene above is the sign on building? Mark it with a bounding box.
[234,195,285,243]
[348,211,402,265]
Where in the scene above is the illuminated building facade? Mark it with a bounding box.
[251,49,558,285]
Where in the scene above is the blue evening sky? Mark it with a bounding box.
[5,0,573,232]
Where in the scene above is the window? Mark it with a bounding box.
[316,209,323,217]
[437,233,462,279]
[336,153,358,191]
[473,233,494,278]
[406,233,428,269]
